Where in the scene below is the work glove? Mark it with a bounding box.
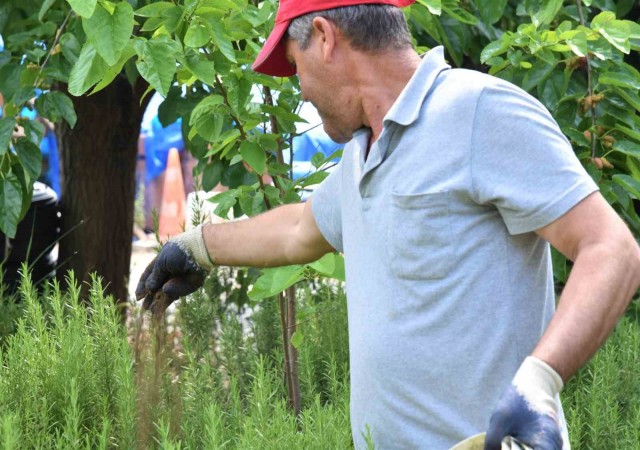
[485,356,564,450]
[135,224,214,314]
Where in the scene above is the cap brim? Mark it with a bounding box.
[252,20,296,77]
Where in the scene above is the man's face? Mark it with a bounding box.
[285,37,360,144]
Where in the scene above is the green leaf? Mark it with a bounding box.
[311,152,325,169]
[11,161,33,220]
[599,72,640,90]
[83,2,134,66]
[307,253,336,276]
[66,0,97,18]
[248,265,305,301]
[625,19,640,39]
[612,140,640,158]
[21,120,45,146]
[0,117,16,156]
[261,105,307,127]
[415,0,441,15]
[616,125,640,142]
[238,190,265,216]
[140,16,164,32]
[202,161,224,191]
[14,138,42,181]
[299,171,329,188]
[481,40,509,64]
[613,87,640,113]
[591,11,631,54]
[533,0,563,27]
[35,91,77,128]
[181,48,216,84]
[239,141,266,175]
[627,155,640,181]
[612,174,640,199]
[538,69,567,112]
[160,5,185,33]
[222,162,256,188]
[551,247,568,284]
[12,87,37,108]
[209,20,236,62]
[565,31,588,57]
[441,2,477,25]
[91,41,137,95]
[0,65,23,99]
[0,172,23,238]
[135,2,174,17]
[196,114,226,143]
[308,252,345,281]
[185,16,211,48]
[522,59,556,92]
[190,95,226,142]
[476,0,507,25]
[68,42,108,96]
[134,38,178,97]
[209,189,238,218]
[410,5,441,41]
[290,331,304,348]
[38,0,57,22]
[0,52,10,70]
[60,33,82,65]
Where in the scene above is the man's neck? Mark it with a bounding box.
[352,48,422,145]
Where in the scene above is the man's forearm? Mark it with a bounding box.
[532,237,640,382]
[201,201,333,268]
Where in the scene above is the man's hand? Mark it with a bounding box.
[485,357,564,450]
[135,224,214,314]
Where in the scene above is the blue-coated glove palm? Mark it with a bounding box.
[485,357,564,450]
[136,225,214,313]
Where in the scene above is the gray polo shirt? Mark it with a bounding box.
[311,46,597,449]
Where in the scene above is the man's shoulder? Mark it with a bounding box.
[435,67,515,97]
[431,68,543,118]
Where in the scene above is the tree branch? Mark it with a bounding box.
[35,9,74,88]
[575,0,598,159]
[214,74,272,210]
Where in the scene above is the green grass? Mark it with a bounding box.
[0,269,639,449]
[0,270,352,449]
[562,306,640,450]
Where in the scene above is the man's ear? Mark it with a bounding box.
[311,16,338,63]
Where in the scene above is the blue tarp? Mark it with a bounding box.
[289,127,342,180]
[143,116,184,183]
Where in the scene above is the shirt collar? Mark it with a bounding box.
[383,46,451,127]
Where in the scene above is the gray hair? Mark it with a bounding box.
[286,5,412,53]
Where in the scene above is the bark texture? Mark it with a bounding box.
[56,76,150,307]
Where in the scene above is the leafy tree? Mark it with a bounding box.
[0,0,152,306]
[407,0,640,282]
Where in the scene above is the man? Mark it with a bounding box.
[137,1,640,448]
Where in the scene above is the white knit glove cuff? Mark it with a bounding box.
[171,224,215,271]
[513,356,563,418]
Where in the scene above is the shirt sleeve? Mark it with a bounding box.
[470,80,599,235]
[310,160,344,252]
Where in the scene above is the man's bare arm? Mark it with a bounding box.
[533,191,640,381]
[203,198,335,268]
[136,197,335,311]
[485,192,640,448]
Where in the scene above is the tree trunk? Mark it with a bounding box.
[56,76,150,309]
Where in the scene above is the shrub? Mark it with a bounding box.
[1,270,639,449]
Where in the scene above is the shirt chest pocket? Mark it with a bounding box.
[388,190,455,280]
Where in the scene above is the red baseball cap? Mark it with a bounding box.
[252,0,416,77]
